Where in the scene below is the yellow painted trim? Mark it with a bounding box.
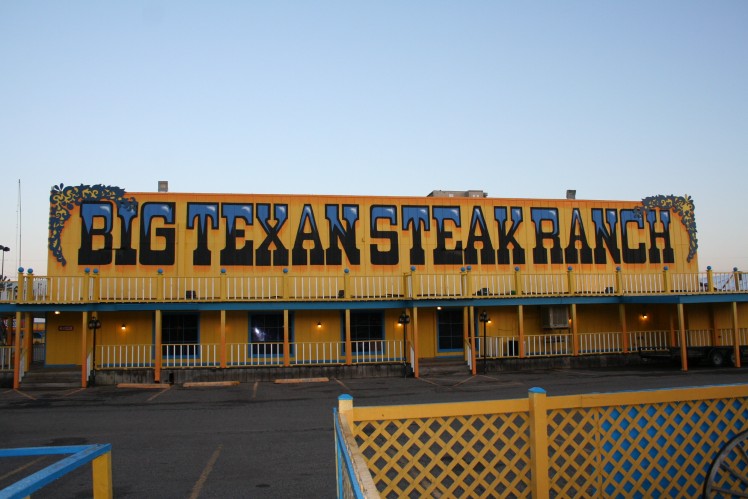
[92,449,113,499]
[351,398,530,421]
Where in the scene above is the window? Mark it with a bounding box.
[161,313,199,357]
[348,311,384,352]
[249,313,289,356]
[437,309,463,351]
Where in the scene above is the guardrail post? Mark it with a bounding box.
[734,267,741,292]
[92,448,114,498]
[156,269,164,301]
[615,266,623,296]
[567,266,575,295]
[220,269,227,300]
[17,267,25,303]
[706,266,714,293]
[92,269,100,301]
[514,266,523,296]
[461,266,472,298]
[528,387,550,499]
[663,266,671,293]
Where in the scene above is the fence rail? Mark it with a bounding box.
[7,268,747,304]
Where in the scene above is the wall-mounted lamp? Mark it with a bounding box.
[316,321,322,329]
[54,310,60,315]
[121,323,126,331]
[641,311,648,319]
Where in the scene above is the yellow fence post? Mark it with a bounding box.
[734,267,741,292]
[283,309,290,367]
[81,311,89,388]
[92,269,101,301]
[570,304,578,356]
[156,269,164,301]
[514,266,523,296]
[220,268,227,301]
[92,450,113,499]
[518,305,526,359]
[469,306,477,375]
[220,309,227,369]
[677,303,688,372]
[567,266,575,295]
[410,266,419,298]
[83,268,91,302]
[16,267,25,303]
[282,268,289,300]
[615,266,623,296]
[706,266,714,293]
[343,268,350,299]
[620,304,629,353]
[528,387,550,499]
[663,266,671,293]
[344,309,352,365]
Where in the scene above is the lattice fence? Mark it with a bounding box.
[337,385,748,498]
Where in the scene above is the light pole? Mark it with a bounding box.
[88,315,101,386]
[0,246,9,291]
[479,311,490,374]
[398,312,410,377]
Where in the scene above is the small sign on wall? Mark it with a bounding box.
[58,325,74,331]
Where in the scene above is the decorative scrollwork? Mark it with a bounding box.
[638,194,698,262]
[48,183,138,266]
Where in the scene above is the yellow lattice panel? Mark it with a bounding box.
[354,413,531,498]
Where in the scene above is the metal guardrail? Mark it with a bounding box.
[0,444,113,499]
[4,268,747,304]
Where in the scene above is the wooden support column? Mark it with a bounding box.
[709,304,719,349]
[13,311,22,389]
[283,309,290,367]
[154,310,162,383]
[518,305,525,359]
[619,304,629,353]
[678,303,688,372]
[24,312,32,372]
[412,307,419,378]
[81,311,89,388]
[469,306,477,376]
[462,306,469,362]
[570,304,578,356]
[732,302,741,368]
[344,309,352,365]
[220,309,227,368]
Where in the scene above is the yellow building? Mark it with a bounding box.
[2,184,747,388]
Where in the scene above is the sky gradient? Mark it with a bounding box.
[1,1,746,275]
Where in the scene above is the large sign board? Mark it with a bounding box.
[48,184,698,276]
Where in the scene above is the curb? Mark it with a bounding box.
[274,377,329,384]
[183,381,240,388]
[117,383,170,390]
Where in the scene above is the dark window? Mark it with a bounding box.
[161,313,199,357]
[437,309,463,351]
[349,311,384,352]
[249,313,289,356]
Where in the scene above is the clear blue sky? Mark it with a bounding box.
[1,1,746,275]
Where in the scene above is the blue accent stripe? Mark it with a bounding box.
[333,409,365,499]
[0,444,111,499]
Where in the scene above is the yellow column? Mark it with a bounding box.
[518,305,525,359]
[732,302,741,368]
[514,266,522,296]
[92,269,101,301]
[678,303,688,372]
[24,312,32,372]
[709,305,719,349]
[283,309,290,367]
[567,266,575,295]
[17,268,26,303]
[463,266,472,297]
[570,304,578,356]
[154,310,162,383]
[220,269,227,301]
[706,266,714,293]
[663,266,671,293]
[92,450,113,499]
[412,307,419,378]
[619,304,629,353]
[343,268,350,299]
[528,388,550,499]
[220,309,227,368]
[344,309,352,365]
[282,268,289,300]
[469,306,477,375]
[13,311,22,389]
[615,266,623,296]
[156,269,164,301]
[81,311,89,388]
[462,306,469,362]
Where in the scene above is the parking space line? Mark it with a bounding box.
[13,390,36,400]
[251,381,259,399]
[333,378,350,391]
[0,456,46,482]
[146,387,170,402]
[189,444,222,499]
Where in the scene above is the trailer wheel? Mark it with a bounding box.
[708,349,725,367]
[704,429,748,497]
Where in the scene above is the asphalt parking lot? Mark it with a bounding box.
[1,364,747,498]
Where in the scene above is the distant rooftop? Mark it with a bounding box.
[427,190,488,198]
